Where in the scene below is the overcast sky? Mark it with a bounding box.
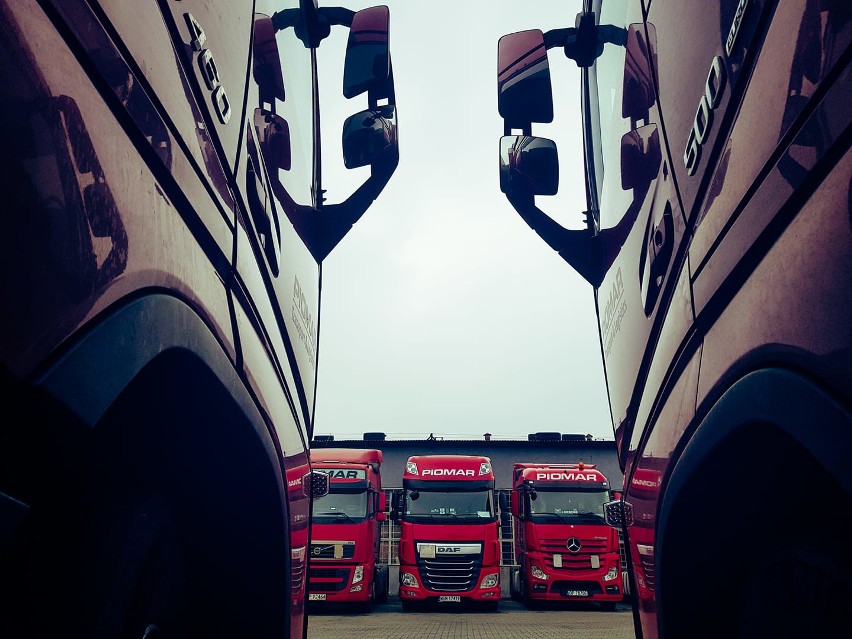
[310,0,612,442]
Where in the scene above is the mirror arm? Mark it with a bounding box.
[543,27,576,50]
[544,12,626,67]
[273,6,354,47]
[507,193,604,287]
[318,6,355,27]
[302,152,398,262]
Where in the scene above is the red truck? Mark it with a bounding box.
[497,1,850,637]
[308,448,389,610]
[393,454,502,611]
[507,462,622,608]
[0,1,398,637]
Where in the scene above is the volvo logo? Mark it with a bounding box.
[566,537,582,553]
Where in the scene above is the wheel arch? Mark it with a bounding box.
[27,292,297,636]
[656,367,852,637]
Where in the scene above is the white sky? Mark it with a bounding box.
[311,0,613,442]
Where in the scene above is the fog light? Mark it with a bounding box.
[350,584,363,593]
[603,567,618,581]
[530,565,549,580]
[400,572,419,588]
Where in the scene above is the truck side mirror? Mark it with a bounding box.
[390,491,401,521]
[304,470,329,498]
[343,5,390,99]
[376,490,387,521]
[498,29,554,127]
[254,108,291,172]
[510,490,519,517]
[252,14,286,104]
[620,124,661,191]
[603,499,633,529]
[500,135,558,196]
[342,105,397,169]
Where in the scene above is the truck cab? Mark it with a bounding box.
[509,463,622,608]
[393,454,501,611]
[308,448,388,610]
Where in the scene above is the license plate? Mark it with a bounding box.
[565,590,589,597]
[308,593,326,601]
[439,596,461,602]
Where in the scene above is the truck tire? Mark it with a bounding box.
[81,493,187,639]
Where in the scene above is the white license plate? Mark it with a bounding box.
[565,590,589,597]
[438,596,461,602]
[308,593,327,601]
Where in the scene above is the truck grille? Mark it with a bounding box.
[416,554,483,592]
[310,542,356,559]
[541,537,610,571]
[308,567,350,592]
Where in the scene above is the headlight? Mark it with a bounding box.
[604,567,619,581]
[352,565,364,584]
[530,565,549,580]
[480,573,499,588]
[400,572,419,588]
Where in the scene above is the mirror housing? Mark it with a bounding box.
[500,135,558,196]
[390,491,401,521]
[253,14,286,103]
[498,29,554,127]
[603,499,633,529]
[620,124,661,191]
[304,470,329,499]
[342,105,397,169]
[254,109,291,172]
[343,5,390,99]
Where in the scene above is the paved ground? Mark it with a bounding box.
[307,599,637,639]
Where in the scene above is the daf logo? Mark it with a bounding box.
[438,547,462,553]
[566,537,582,553]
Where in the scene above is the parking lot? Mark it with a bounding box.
[307,599,637,639]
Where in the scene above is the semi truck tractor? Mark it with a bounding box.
[496,1,850,636]
[0,1,398,636]
[393,454,502,611]
[508,462,622,608]
[308,448,389,610]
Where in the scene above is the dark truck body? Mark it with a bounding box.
[497,1,851,636]
[0,1,397,636]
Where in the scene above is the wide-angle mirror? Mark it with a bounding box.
[499,135,558,196]
[342,105,397,169]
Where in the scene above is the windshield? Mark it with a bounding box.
[403,489,495,523]
[312,491,368,522]
[528,489,608,524]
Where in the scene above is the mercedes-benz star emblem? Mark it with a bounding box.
[566,537,582,553]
